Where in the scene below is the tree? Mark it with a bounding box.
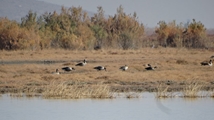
[183,19,207,48]
[21,10,38,31]
[0,18,40,50]
[105,5,144,49]
[155,19,209,48]
[91,6,108,49]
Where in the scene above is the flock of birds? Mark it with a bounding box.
[53,58,213,75]
[53,59,157,75]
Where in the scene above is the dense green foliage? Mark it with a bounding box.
[0,6,213,50]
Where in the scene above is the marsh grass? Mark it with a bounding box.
[210,90,214,98]
[42,81,113,99]
[9,93,23,97]
[125,92,140,99]
[24,87,42,97]
[155,84,176,98]
[182,81,205,98]
[8,84,42,98]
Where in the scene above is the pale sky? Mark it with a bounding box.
[41,0,214,28]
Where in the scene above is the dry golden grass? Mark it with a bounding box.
[0,48,214,98]
[42,81,113,99]
[155,84,173,98]
[182,81,205,98]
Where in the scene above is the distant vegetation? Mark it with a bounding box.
[0,6,213,50]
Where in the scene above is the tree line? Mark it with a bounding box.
[0,6,212,50]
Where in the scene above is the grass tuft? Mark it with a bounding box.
[125,92,140,99]
[155,84,176,98]
[182,81,204,98]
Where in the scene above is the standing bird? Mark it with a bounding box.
[145,65,157,70]
[120,65,128,71]
[61,67,75,72]
[94,66,106,71]
[201,60,213,66]
[76,59,87,66]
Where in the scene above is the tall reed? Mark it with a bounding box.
[155,83,178,98]
[182,81,204,98]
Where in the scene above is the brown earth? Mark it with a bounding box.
[0,48,214,93]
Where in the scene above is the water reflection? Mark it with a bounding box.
[0,93,214,120]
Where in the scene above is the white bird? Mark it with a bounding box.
[94,66,106,71]
[120,65,128,71]
[76,59,87,66]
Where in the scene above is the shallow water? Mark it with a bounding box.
[0,93,214,120]
[0,60,66,65]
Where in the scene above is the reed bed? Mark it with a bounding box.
[181,81,205,98]
[42,82,113,99]
[9,86,42,98]
[155,84,176,98]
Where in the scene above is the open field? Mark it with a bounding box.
[0,48,214,98]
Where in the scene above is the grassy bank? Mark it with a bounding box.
[0,48,214,98]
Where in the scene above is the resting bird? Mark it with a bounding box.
[76,59,87,66]
[145,65,157,70]
[201,60,212,66]
[52,69,60,74]
[94,66,106,71]
[61,67,75,72]
[120,65,128,71]
[145,64,151,67]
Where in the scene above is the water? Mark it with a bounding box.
[0,93,214,120]
[0,60,66,65]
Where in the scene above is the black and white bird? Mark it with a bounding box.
[94,66,106,71]
[120,65,128,71]
[145,64,157,70]
[61,67,75,72]
[76,59,87,66]
[201,60,213,66]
